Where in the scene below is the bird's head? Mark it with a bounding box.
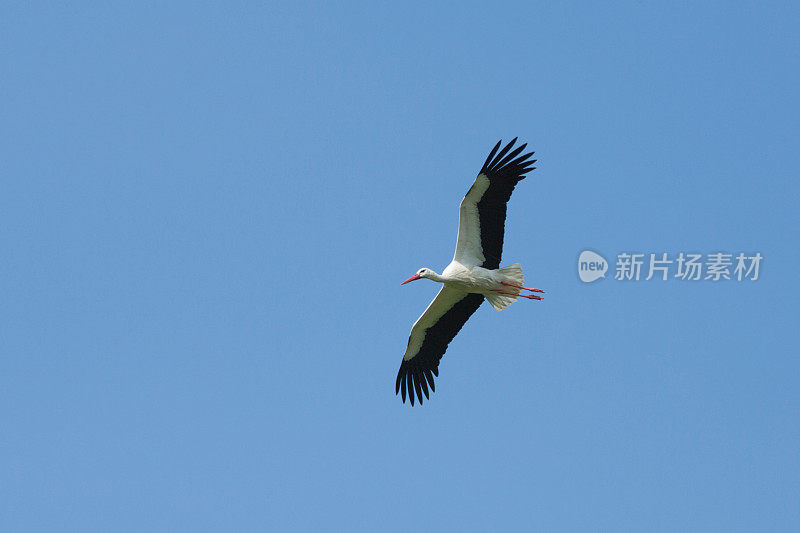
[401,267,434,285]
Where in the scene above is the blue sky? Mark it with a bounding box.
[2,2,799,531]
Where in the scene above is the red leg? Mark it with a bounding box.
[501,281,544,293]
[492,290,542,301]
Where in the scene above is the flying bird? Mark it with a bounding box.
[397,138,543,405]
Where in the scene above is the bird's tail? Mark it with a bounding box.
[485,263,524,311]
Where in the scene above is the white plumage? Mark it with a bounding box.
[397,138,544,405]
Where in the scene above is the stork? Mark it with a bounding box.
[397,138,543,405]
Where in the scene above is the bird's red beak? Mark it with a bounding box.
[401,274,421,285]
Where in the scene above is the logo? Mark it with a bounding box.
[578,250,608,283]
[576,250,763,283]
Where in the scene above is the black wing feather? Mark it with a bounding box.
[424,369,435,392]
[475,138,536,269]
[418,370,429,399]
[396,293,484,406]
[413,373,423,405]
[495,143,527,169]
[490,137,516,167]
[481,139,503,170]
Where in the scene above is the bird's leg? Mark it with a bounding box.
[501,281,544,293]
[492,290,542,301]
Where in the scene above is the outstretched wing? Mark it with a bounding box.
[453,138,536,269]
[396,287,484,405]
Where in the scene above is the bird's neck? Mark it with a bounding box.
[428,271,445,283]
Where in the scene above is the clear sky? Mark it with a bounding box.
[2,2,799,531]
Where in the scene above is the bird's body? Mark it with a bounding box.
[397,138,543,405]
[420,261,524,306]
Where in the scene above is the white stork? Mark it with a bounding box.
[397,138,543,405]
